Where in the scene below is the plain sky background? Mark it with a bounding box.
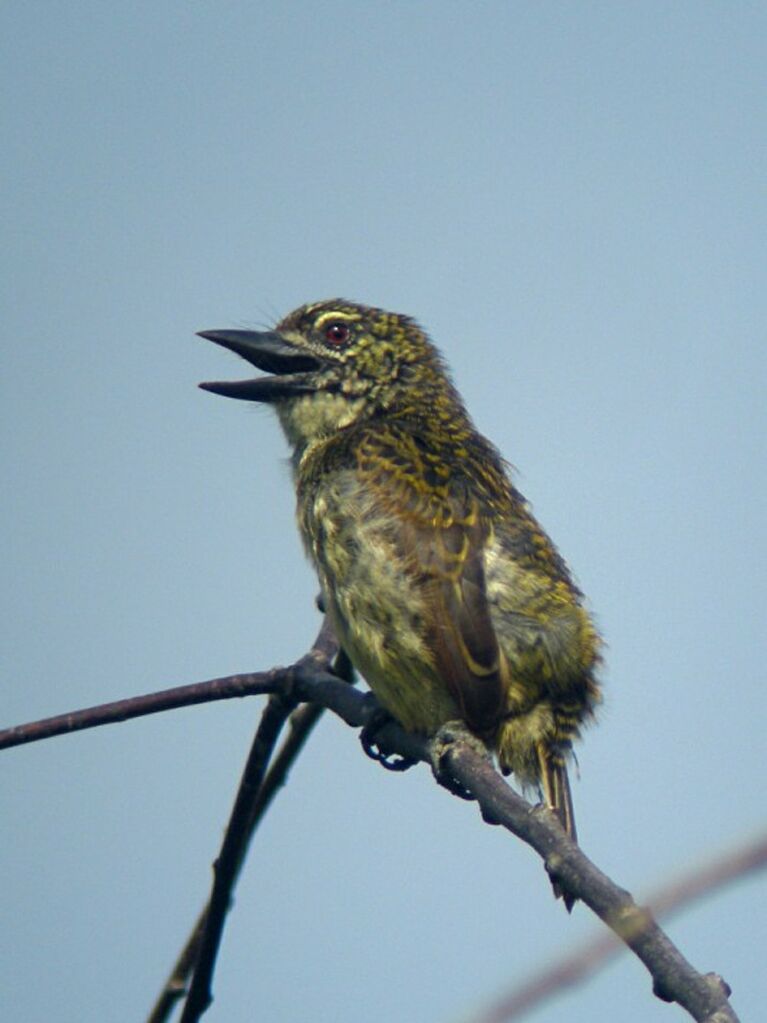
[2,3,765,1022]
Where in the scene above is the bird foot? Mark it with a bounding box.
[429,720,489,801]
[359,705,417,772]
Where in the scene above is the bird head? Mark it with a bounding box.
[198,299,461,448]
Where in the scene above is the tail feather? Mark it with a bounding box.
[537,743,577,911]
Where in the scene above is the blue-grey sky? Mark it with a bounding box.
[2,3,765,1021]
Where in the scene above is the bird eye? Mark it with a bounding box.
[324,322,351,346]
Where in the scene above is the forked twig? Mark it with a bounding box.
[2,629,743,1022]
[147,641,353,1023]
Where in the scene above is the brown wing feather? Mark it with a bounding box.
[357,426,507,737]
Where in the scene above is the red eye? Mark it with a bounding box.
[325,322,350,346]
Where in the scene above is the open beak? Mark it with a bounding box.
[197,329,321,401]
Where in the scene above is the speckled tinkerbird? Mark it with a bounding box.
[198,300,601,906]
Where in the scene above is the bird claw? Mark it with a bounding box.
[429,720,488,801]
[359,706,417,772]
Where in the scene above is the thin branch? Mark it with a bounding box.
[0,674,278,750]
[0,659,406,753]
[178,690,296,1022]
[0,638,358,752]
[466,833,767,1023]
[146,707,329,1023]
[438,737,740,1023]
[147,906,207,1023]
[3,635,743,1021]
[178,619,341,1023]
[147,644,353,1023]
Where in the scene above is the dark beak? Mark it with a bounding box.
[197,329,321,401]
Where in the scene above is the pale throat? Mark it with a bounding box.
[276,390,367,456]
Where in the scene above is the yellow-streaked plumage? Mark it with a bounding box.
[199,300,601,903]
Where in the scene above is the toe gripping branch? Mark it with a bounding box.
[359,705,417,772]
[429,720,487,801]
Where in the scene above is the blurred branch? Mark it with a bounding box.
[3,630,743,1022]
[465,833,767,1023]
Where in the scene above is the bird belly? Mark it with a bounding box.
[302,484,460,735]
[334,604,459,736]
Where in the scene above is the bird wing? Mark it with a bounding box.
[356,424,507,736]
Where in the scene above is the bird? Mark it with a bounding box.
[198,299,601,904]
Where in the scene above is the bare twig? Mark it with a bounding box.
[0,659,408,753]
[177,619,341,1023]
[3,634,743,1021]
[0,637,358,753]
[178,691,296,1022]
[0,674,278,750]
[147,906,207,1023]
[147,642,353,1023]
[438,738,740,1023]
[466,833,767,1023]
